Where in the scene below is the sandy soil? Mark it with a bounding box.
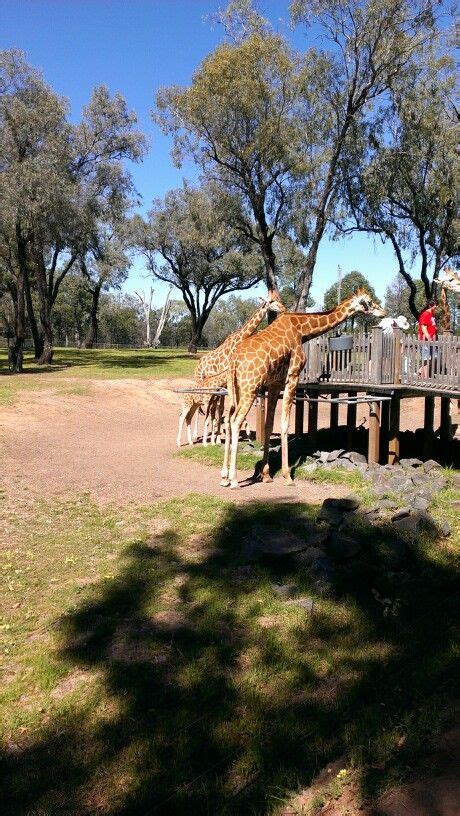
[0,377,351,505]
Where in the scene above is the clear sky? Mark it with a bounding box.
[1,0,405,307]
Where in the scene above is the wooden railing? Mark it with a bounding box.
[301,328,459,392]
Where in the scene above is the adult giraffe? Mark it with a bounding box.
[176,293,286,447]
[221,289,385,488]
[437,269,460,334]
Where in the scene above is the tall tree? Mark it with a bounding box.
[154,24,307,294]
[135,182,264,352]
[0,50,70,370]
[383,275,425,328]
[0,50,146,367]
[289,0,440,308]
[337,53,458,318]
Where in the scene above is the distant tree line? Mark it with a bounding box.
[1,1,458,370]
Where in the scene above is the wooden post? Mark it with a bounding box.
[256,392,266,445]
[380,398,391,463]
[440,397,452,444]
[392,328,402,384]
[330,396,339,431]
[346,392,357,451]
[307,392,318,449]
[388,396,401,465]
[423,395,435,459]
[368,400,381,463]
[295,390,304,437]
[370,327,384,384]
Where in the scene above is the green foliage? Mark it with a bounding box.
[383,276,425,328]
[323,271,379,311]
[134,181,264,351]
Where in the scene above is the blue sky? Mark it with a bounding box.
[1,0,406,307]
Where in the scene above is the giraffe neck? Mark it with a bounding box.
[236,302,268,341]
[294,298,358,339]
[439,287,451,334]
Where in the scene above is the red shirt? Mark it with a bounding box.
[418,309,437,341]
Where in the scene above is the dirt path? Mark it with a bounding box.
[0,377,348,506]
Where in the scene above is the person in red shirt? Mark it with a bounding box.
[418,299,438,377]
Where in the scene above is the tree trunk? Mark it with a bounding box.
[187,309,209,354]
[34,252,54,365]
[11,224,27,373]
[153,287,172,347]
[83,284,102,349]
[24,267,44,359]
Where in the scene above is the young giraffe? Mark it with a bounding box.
[176,293,286,447]
[437,269,460,333]
[221,289,385,488]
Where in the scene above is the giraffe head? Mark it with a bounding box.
[348,288,385,318]
[438,269,460,294]
[259,291,287,315]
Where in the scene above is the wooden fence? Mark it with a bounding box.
[301,328,459,392]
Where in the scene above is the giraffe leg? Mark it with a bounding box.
[220,407,233,486]
[260,385,282,482]
[215,396,224,445]
[177,398,195,447]
[193,407,200,441]
[186,403,199,446]
[280,357,305,483]
[209,397,217,445]
[228,396,255,488]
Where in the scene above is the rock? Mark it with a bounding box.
[400,458,424,469]
[326,496,360,512]
[380,499,398,510]
[348,451,368,465]
[328,532,362,560]
[272,583,297,598]
[391,508,411,520]
[301,462,318,474]
[437,519,451,538]
[317,451,330,464]
[327,449,346,462]
[285,597,314,614]
[317,507,344,527]
[242,526,308,558]
[361,504,381,515]
[423,459,442,472]
[392,514,423,540]
[335,459,355,470]
[413,496,429,512]
[295,545,328,565]
[391,510,444,540]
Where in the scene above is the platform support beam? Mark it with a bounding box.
[330,397,339,432]
[307,392,318,449]
[440,397,452,444]
[368,400,381,463]
[256,393,265,446]
[295,390,304,437]
[388,396,401,465]
[346,393,357,451]
[380,399,391,463]
[423,395,435,458]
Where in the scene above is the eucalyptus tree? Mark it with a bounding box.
[289,0,441,308]
[31,85,146,362]
[154,26,308,294]
[338,55,458,318]
[0,50,71,369]
[0,50,146,367]
[135,182,264,352]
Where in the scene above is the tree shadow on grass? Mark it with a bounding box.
[1,500,458,815]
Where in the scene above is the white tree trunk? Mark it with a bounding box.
[153,287,172,348]
[135,287,154,347]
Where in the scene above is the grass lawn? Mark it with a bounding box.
[1,487,458,815]
[178,441,368,489]
[0,347,198,405]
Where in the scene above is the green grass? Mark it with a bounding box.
[0,347,198,406]
[178,442,366,489]
[1,487,458,815]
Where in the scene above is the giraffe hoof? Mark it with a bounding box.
[220,478,230,487]
[230,479,240,489]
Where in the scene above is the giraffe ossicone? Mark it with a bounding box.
[221,288,385,489]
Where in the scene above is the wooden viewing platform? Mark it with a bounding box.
[255,328,460,464]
